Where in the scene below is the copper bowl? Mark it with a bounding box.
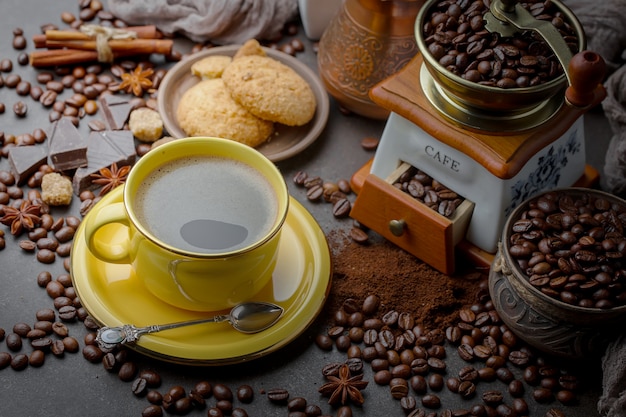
[489,188,626,359]
[415,0,586,115]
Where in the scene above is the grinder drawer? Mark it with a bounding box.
[350,162,474,274]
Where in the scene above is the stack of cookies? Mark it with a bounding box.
[176,40,317,148]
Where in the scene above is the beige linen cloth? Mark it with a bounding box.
[106,0,299,44]
[563,0,626,199]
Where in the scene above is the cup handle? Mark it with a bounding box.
[168,259,207,303]
[84,202,131,264]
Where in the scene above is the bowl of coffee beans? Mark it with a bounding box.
[415,0,585,114]
[489,188,626,359]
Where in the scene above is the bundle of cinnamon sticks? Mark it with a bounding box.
[30,25,173,68]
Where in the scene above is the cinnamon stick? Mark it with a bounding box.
[32,25,162,48]
[29,49,145,68]
[39,39,173,55]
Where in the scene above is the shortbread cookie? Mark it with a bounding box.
[176,78,274,147]
[222,55,316,126]
[233,39,266,59]
[191,55,232,79]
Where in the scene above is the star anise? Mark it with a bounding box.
[318,364,368,406]
[118,65,154,97]
[91,162,131,196]
[0,200,42,236]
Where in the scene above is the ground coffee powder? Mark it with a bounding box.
[325,230,486,330]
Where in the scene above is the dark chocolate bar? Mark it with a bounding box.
[47,117,88,171]
[72,130,137,194]
[99,94,132,130]
[8,145,48,185]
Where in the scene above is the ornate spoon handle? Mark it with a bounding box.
[96,315,229,350]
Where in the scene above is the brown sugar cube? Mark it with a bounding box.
[128,107,163,142]
[41,172,73,206]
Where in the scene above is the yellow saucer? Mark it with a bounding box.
[71,187,332,365]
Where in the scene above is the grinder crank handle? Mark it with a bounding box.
[565,51,607,108]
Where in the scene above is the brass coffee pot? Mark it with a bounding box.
[317,0,424,120]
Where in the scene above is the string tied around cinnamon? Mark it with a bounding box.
[80,24,137,63]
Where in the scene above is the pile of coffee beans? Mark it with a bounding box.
[392,165,464,218]
[316,283,582,417]
[0,305,81,372]
[292,169,374,245]
[508,190,626,308]
[421,0,579,88]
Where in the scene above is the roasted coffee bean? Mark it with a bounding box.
[0,58,13,72]
[401,395,418,413]
[34,321,53,334]
[118,361,138,381]
[5,73,21,88]
[102,352,117,371]
[11,353,28,370]
[545,408,567,417]
[458,380,477,399]
[390,377,409,398]
[349,226,369,244]
[306,185,323,201]
[192,380,212,398]
[315,334,333,350]
[63,336,79,352]
[427,373,444,391]
[31,337,52,351]
[458,366,479,382]
[131,378,148,397]
[13,101,27,117]
[13,322,31,337]
[139,370,162,387]
[231,408,248,417]
[421,394,441,409]
[335,335,351,351]
[332,198,351,218]
[234,384,253,403]
[37,249,56,264]
[267,388,289,403]
[58,305,77,321]
[16,80,31,96]
[6,333,22,351]
[82,344,104,363]
[482,390,504,406]
[13,35,27,50]
[141,405,163,417]
[427,357,447,372]
[374,369,392,385]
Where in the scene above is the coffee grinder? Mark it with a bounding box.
[350,0,606,274]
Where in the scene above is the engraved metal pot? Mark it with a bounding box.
[317,0,423,120]
[489,188,626,359]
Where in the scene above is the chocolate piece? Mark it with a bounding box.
[8,145,48,185]
[47,117,88,171]
[99,94,132,130]
[72,130,136,194]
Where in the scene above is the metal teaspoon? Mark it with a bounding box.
[95,301,284,350]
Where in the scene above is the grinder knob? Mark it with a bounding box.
[565,51,607,108]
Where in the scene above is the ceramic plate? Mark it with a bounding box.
[157,46,330,162]
[71,187,332,365]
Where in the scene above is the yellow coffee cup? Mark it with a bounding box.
[84,137,289,311]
